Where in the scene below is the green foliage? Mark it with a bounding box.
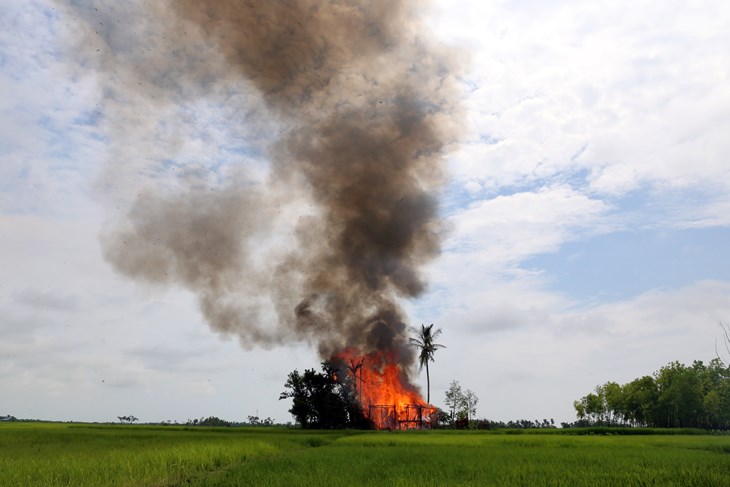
[574,358,730,429]
[444,380,479,425]
[444,380,463,422]
[198,417,231,427]
[409,324,446,371]
[279,361,366,429]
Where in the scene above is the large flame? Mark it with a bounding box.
[334,347,436,429]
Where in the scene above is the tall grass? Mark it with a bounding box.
[3,424,730,486]
[204,430,730,486]
[0,423,322,486]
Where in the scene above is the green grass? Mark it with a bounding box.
[2,423,730,486]
[204,431,730,486]
[0,423,341,486]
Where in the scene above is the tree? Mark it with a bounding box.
[409,323,445,404]
[198,416,230,427]
[279,361,365,429]
[622,375,658,426]
[444,380,464,424]
[602,382,624,425]
[443,380,479,427]
[461,389,478,424]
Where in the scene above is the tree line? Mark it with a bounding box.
[574,358,730,429]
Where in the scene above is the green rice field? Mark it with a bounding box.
[2,423,729,486]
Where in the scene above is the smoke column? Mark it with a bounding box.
[57,0,463,373]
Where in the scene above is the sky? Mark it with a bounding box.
[1,0,730,425]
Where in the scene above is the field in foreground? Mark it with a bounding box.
[2,423,730,486]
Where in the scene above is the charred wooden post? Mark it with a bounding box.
[367,404,437,430]
[347,358,365,405]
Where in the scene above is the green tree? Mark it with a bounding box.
[655,361,704,428]
[622,375,658,426]
[279,362,355,429]
[573,399,586,421]
[462,389,478,424]
[409,323,445,404]
[575,358,730,429]
[602,381,624,425]
[444,380,463,424]
[199,416,230,427]
[584,392,604,424]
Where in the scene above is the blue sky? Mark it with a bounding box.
[1,0,730,424]
[524,227,730,302]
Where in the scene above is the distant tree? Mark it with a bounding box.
[409,324,445,404]
[461,389,478,424]
[575,358,730,429]
[573,400,586,422]
[444,381,478,427]
[444,380,464,425]
[602,382,624,425]
[583,391,604,424]
[655,361,703,428]
[198,416,231,427]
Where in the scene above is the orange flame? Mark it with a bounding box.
[334,347,436,429]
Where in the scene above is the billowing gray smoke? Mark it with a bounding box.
[58,0,463,370]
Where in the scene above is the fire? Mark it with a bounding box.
[334,347,437,429]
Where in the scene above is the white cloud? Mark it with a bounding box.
[443,185,611,270]
[434,0,730,223]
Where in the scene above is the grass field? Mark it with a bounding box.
[2,423,730,486]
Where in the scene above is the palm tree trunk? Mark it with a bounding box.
[426,361,431,404]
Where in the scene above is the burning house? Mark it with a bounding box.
[334,348,438,429]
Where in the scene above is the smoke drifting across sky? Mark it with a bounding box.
[55,0,464,369]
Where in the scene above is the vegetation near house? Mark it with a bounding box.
[279,361,367,429]
[444,380,479,426]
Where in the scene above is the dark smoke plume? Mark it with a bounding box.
[58,0,463,371]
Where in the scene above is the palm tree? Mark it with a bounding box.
[409,323,445,404]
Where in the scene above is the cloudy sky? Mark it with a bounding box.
[2,0,729,424]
